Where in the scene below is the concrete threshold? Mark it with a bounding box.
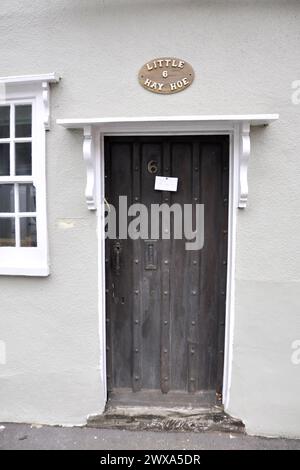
[87,405,245,434]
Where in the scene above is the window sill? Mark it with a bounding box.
[0,265,49,277]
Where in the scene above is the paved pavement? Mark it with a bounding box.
[0,423,300,450]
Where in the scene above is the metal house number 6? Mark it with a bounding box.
[147,160,158,174]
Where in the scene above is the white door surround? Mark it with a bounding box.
[57,114,279,411]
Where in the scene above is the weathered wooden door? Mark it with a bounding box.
[105,136,229,406]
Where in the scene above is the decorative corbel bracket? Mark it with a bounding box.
[41,75,60,130]
[238,122,251,208]
[83,126,97,210]
[42,81,51,130]
[0,73,60,131]
[57,114,278,212]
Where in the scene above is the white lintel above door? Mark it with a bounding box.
[57,114,279,210]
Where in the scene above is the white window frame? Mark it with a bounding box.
[0,73,59,276]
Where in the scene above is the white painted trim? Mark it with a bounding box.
[95,128,107,411]
[0,75,59,276]
[57,114,278,128]
[58,115,278,413]
[238,122,251,208]
[0,73,60,130]
[222,131,238,408]
[57,115,278,211]
[0,73,60,85]
[83,126,97,210]
[0,265,49,277]
[42,82,51,131]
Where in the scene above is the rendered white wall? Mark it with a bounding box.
[0,0,299,434]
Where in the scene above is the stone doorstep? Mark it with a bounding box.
[87,406,245,434]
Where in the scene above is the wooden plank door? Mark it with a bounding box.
[105,136,229,406]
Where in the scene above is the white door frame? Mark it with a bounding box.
[57,114,279,412]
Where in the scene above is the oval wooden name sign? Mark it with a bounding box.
[138,57,194,94]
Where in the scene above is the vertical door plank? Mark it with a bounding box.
[132,142,143,391]
[160,140,171,393]
[187,140,201,393]
[200,143,219,390]
[104,139,113,393]
[140,141,162,390]
[108,141,133,389]
[170,140,193,391]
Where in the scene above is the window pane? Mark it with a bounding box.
[15,142,32,175]
[19,184,36,212]
[20,217,37,247]
[0,184,14,212]
[15,105,32,138]
[0,143,10,176]
[0,106,10,139]
[0,217,15,246]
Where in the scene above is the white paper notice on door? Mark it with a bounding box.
[154,176,178,192]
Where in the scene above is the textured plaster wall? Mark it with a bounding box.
[0,0,299,434]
